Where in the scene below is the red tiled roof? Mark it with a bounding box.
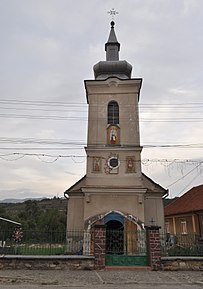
[165,184,203,216]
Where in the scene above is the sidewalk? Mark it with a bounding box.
[0,269,203,287]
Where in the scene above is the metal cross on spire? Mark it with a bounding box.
[107,8,119,20]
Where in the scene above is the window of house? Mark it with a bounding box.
[108,101,119,124]
[180,220,187,234]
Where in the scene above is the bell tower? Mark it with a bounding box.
[85,21,142,186]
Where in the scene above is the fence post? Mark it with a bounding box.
[93,224,106,270]
[145,226,162,270]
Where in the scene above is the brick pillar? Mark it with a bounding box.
[93,224,106,270]
[146,226,161,270]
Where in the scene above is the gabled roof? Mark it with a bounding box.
[64,173,167,196]
[165,184,203,216]
[142,173,168,195]
[64,175,86,194]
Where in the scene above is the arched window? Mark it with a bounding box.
[108,101,119,124]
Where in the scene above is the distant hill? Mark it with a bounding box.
[0,197,67,214]
[1,197,176,210]
[0,197,46,204]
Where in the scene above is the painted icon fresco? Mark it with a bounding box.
[107,125,119,145]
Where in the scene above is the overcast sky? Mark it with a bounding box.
[0,0,202,201]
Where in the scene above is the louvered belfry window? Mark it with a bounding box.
[108,101,119,124]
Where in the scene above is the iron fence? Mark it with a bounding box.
[2,229,203,258]
[160,233,203,256]
[0,229,91,256]
[106,229,147,256]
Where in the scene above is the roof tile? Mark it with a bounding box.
[165,184,203,216]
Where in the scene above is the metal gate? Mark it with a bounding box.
[105,228,148,266]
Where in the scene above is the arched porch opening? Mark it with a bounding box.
[105,219,124,255]
[84,210,144,231]
[84,211,148,266]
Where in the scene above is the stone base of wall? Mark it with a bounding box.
[2,255,203,271]
[161,257,203,271]
[0,255,95,270]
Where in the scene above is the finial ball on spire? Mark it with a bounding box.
[111,21,115,28]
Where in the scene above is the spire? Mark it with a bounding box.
[107,21,118,43]
[105,21,120,61]
[93,21,132,80]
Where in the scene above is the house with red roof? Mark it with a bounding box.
[164,185,203,237]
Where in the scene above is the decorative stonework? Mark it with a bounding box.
[84,210,144,231]
[104,153,119,174]
[92,157,102,173]
[126,156,136,173]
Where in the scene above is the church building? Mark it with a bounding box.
[64,21,167,237]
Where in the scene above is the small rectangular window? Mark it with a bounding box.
[180,220,187,234]
[165,221,170,234]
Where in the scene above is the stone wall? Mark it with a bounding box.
[0,255,95,270]
[161,257,203,271]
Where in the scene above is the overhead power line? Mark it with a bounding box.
[0,99,202,123]
[175,171,202,197]
[0,137,202,148]
[0,99,203,112]
[0,98,202,106]
[1,105,202,114]
[0,147,84,150]
[0,99,87,107]
[166,162,202,188]
[0,113,203,122]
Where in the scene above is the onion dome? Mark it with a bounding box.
[93,21,132,80]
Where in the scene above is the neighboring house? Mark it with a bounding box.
[164,185,203,237]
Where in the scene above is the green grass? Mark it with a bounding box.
[16,245,66,255]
